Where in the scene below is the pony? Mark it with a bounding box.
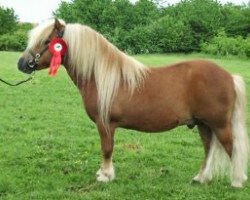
[18,19,249,188]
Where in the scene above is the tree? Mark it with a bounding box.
[149,15,193,53]
[163,0,224,51]
[0,23,33,51]
[222,3,250,38]
[52,0,250,54]
[0,6,18,35]
[54,0,162,48]
[133,0,160,26]
[53,1,77,23]
[56,0,113,31]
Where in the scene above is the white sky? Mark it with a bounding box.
[0,0,249,23]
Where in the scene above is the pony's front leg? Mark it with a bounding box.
[96,121,115,182]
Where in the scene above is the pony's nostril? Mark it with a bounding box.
[28,60,36,68]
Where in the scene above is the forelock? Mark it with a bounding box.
[27,19,65,49]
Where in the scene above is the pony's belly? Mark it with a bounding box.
[120,116,182,133]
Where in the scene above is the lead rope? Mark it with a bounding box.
[0,72,35,86]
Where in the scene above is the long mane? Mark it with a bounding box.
[28,20,148,125]
[63,23,148,125]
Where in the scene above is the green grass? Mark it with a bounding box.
[0,51,250,199]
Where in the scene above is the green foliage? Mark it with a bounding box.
[121,26,151,54]
[55,0,162,54]
[55,0,159,34]
[54,0,249,55]
[222,3,250,38]
[0,33,24,51]
[148,16,193,53]
[0,0,249,56]
[133,0,160,26]
[245,38,250,57]
[1,52,250,199]
[122,16,193,54]
[0,23,32,51]
[0,6,18,35]
[201,30,250,58]
[53,1,77,23]
[0,6,32,51]
[164,0,225,51]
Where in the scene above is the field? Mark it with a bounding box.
[0,52,250,199]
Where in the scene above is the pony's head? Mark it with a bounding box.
[18,18,66,74]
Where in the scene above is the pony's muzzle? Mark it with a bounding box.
[18,57,34,74]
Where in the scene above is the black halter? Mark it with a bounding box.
[27,30,64,70]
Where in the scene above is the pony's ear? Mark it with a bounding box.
[54,18,64,30]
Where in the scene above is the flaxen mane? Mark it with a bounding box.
[63,24,148,125]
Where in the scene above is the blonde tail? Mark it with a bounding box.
[231,75,249,187]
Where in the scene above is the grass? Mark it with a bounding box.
[0,51,250,199]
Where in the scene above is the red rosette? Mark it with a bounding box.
[48,38,67,76]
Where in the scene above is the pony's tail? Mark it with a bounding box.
[231,75,249,187]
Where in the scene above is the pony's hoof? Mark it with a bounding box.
[192,175,201,183]
[231,175,248,188]
[231,174,247,188]
[96,167,115,182]
[243,174,248,182]
[192,174,206,184]
[231,181,243,188]
[192,174,212,184]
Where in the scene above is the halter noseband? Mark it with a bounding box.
[28,30,64,70]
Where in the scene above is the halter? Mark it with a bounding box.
[27,30,64,70]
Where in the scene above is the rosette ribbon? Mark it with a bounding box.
[48,38,67,76]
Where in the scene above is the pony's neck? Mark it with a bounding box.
[64,59,85,89]
[63,23,148,125]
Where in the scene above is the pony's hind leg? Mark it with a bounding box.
[193,123,213,183]
[193,123,233,184]
[96,121,115,182]
[215,123,248,188]
[214,125,233,158]
[210,124,234,183]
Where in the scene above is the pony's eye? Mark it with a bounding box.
[44,39,50,45]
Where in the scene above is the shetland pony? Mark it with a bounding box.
[18,19,249,187]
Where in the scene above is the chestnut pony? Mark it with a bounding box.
[18,19,249,187]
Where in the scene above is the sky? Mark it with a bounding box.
[0,0,249,23]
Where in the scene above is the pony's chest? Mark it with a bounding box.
[81,86,99,122]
